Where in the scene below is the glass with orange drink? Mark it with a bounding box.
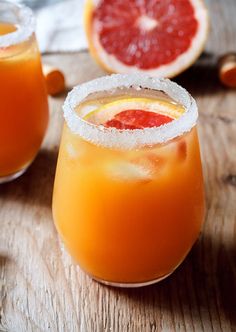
[53,74,205,287]
[0,1,48,182]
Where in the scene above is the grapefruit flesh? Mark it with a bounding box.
[85,0,209,77]
[94,0,197,69]
[105,109,173,129]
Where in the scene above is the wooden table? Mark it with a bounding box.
[1,0,236,331]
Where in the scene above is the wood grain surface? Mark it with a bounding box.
[1,0,236,331]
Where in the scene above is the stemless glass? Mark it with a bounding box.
[52,74,205,287]
[0,1,49,183]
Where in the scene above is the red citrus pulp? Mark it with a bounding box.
[105,110,173,129]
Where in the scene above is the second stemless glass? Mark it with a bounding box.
[0,1,49,183]
[53,74,205,287]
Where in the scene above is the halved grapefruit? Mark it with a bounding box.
[84,0,209,77]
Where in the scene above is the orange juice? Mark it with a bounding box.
[0,3,48,182]
[53,75,205,287]
[0,22,16,35]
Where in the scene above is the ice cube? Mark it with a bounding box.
[177,140,187,161]
[66,143,79,159]
[155,138,187,164]
[133,153,166,175]
[105,160,153,182]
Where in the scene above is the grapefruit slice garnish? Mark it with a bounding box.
[105,110,173,129]
[84,0,209,77]
[84,97,185,129]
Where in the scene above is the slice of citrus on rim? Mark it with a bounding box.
[84,0,209,77]
[83,97,185,129]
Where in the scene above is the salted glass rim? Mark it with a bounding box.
[0,0,35,48]
[63,74,198,150]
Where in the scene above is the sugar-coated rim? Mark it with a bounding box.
[63,74,198,150]
[0,0,35,48]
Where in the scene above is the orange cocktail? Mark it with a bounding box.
[0,1,48,182]
[53,74,205,287]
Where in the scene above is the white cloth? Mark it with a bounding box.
[35,0,88,53]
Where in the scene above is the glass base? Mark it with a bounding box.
[92,271,173,288]
[0,166,29,184]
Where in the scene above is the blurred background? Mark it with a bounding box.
[13,0,236,60]
[15,0,87,53]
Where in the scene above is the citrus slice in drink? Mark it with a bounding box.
[84,0,209,77]
[84,97,185,129]
[83,97,187,181]
[105,110,172,130]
